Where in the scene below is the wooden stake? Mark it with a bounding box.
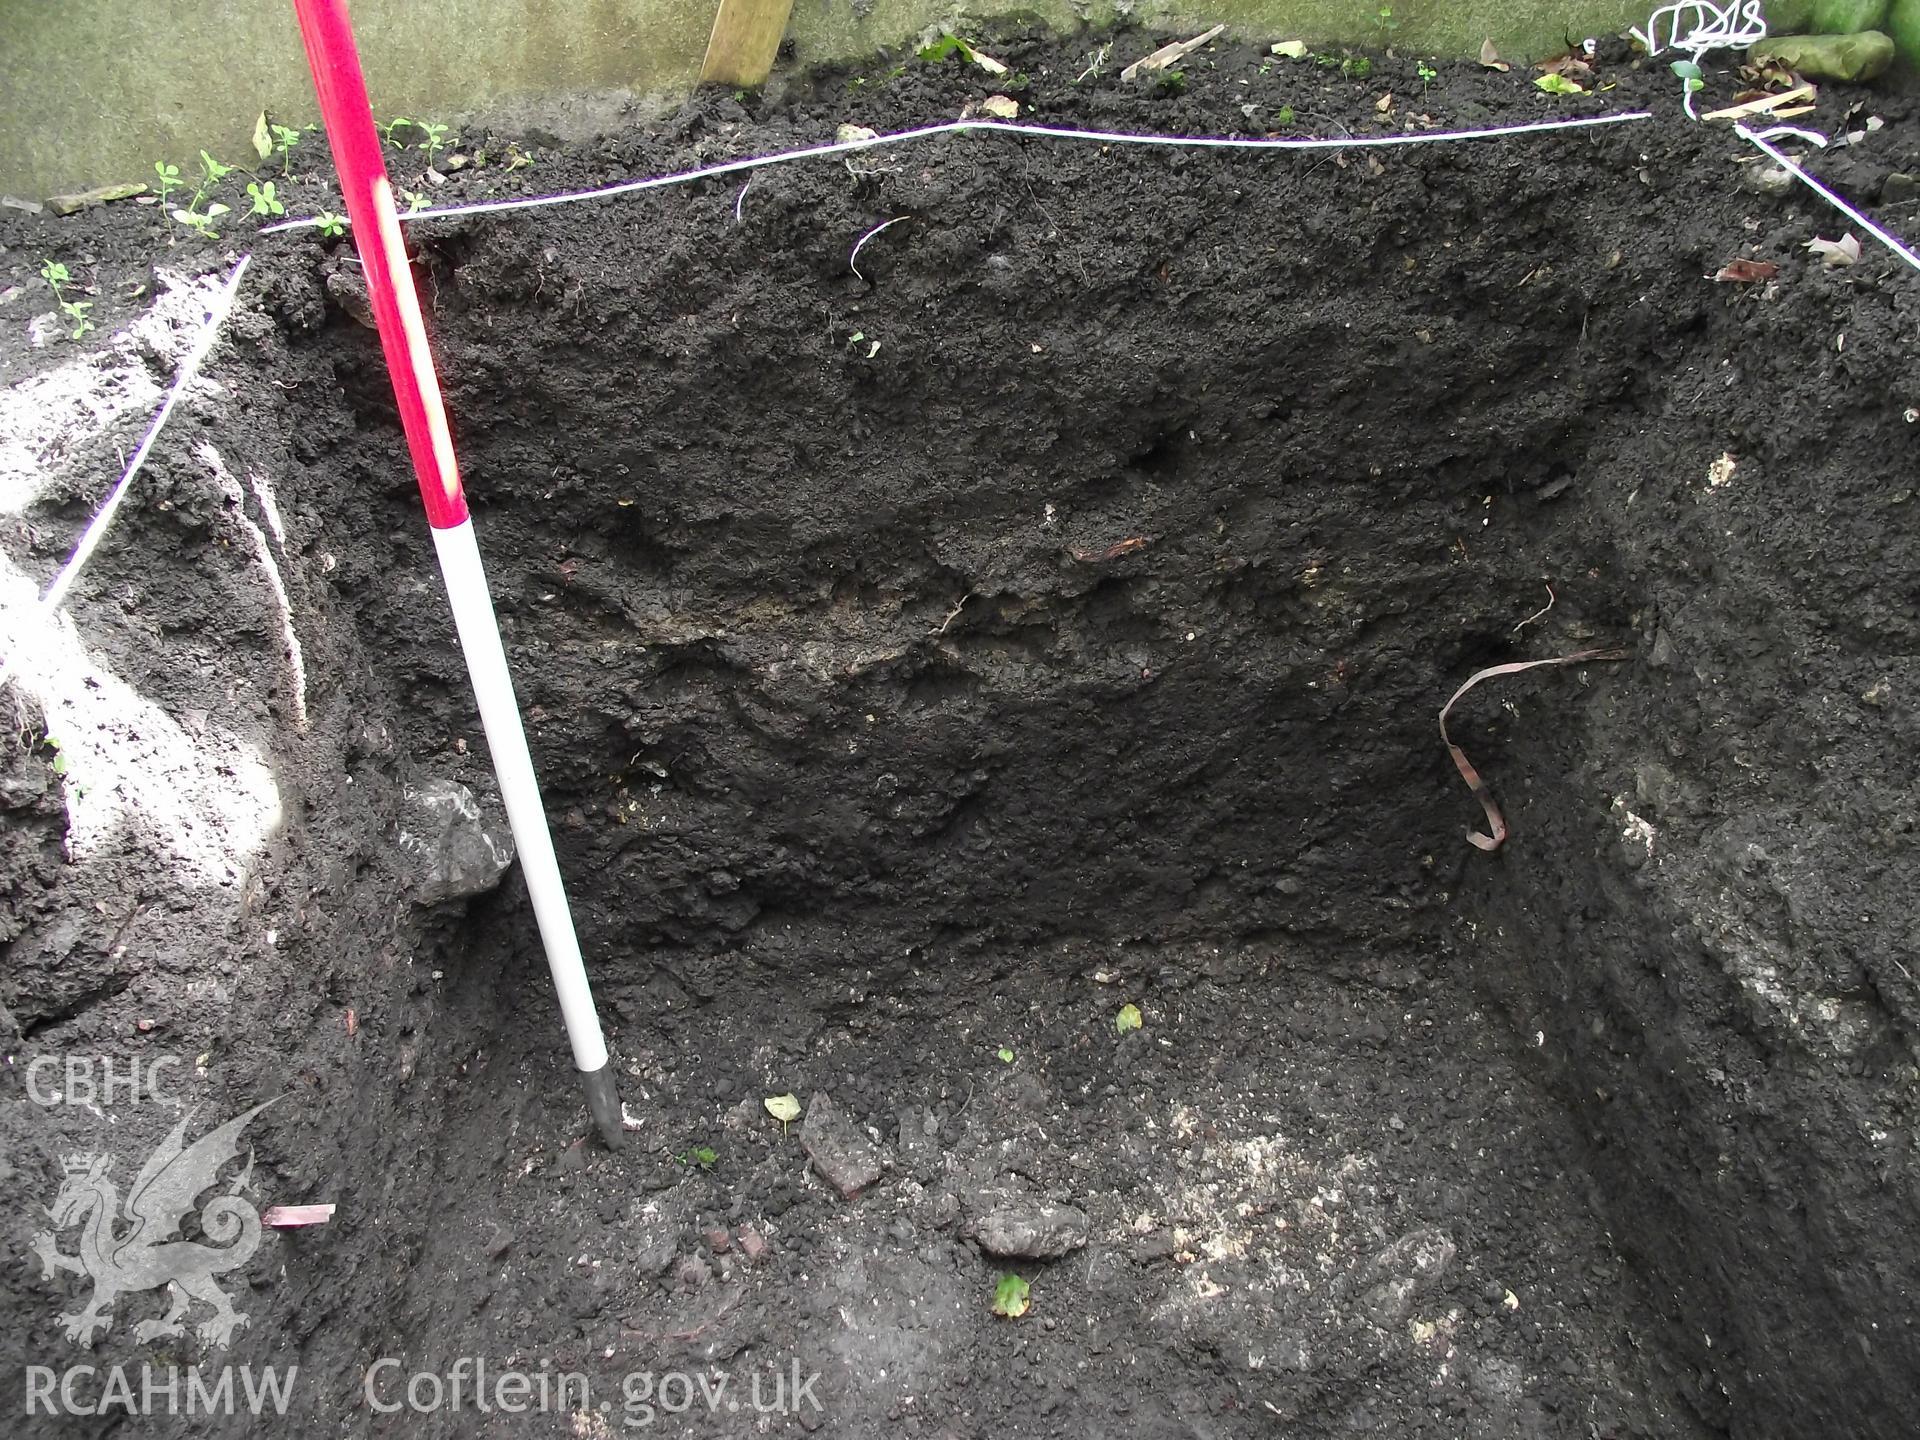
[1701,84,1816,123]
[700,0,794,89]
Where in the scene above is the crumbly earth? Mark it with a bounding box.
[3,24,1918,1440]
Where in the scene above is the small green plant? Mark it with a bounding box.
[1341,55,1374,80]
[1418,61,1438,91]
[1116,1003,1144,1035]
[314,209,347,238]
[271,123,302,175]
[379,116,413,148]
[397,188,427,215]
[246,180,285,217]
[416,120,449,167]
[151,160,182,209]
[1376,5,1399,34]
[1155,68,1188,96]
[1276,103,1297,126]
[991,1273,1031,1318]
[1534,72,1584,95]
[39,260,94,339]
[996,1047,1015,1064]
[1670,58,1705,117]
[194,150,234,203]
[677,1144,718,1170]
[42,734,69,776]
[167,149,236,238]
[918,33,979,65]
[1314,52,1342,68]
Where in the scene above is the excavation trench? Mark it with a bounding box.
[4,33,1919,1440]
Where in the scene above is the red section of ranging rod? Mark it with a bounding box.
[289,0,467,529]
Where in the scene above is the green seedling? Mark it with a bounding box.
[379,116,413,148]
[1377,5,1399,33]
[271,123,302,175]
[246,180,285,217]
[1156,68,1188,96]
[314,210,347,238]
[397,188,427,215]
[1116,1003,1144,1035]
[39,260,94,339]
[991,1273,1030,1318]
[1534,72,1584,95]
[39,734,69,776]
[171,149,236,237]
[996,1047,1015,1064]
[1342,55,1374,80]
[918,34,978,65]
[417,121,449,167]
[151,161,182,208]
[173,203,229,238]
[1418,62,1438,91]
[677,1144,719,1170]
[1276,104,1297,126]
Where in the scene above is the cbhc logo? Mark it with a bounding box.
[24,1057,181,1107]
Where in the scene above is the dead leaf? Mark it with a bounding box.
[1440,649,1631,851]
[1536,54,1593,80]
[1070,536,1152,563]
[1806,234,1861,267]
[1375,91,1395,114]
[1270,40,1308,59]
[1713,258,1779,283]
[1120,23,1225,82]
[977,94,1020,119]
[1480,39,1510,72]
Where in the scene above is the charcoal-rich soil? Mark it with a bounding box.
[3,23,1919,1440]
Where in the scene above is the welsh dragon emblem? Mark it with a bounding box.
[31,1099,278,1348]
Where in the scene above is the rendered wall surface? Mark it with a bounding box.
[0,1,1845,197]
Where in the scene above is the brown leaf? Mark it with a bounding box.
[1070,535,1152,563]
[345,1007,358,1036]
[1375,91,1395,114]
[1713,258,1779,283]
[1480,39,1510,72]
[1536,54,1593,80]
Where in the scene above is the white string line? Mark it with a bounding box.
[260,112,1653,235]
[4,255,253,688]
[849,216,909,280]
[1631,0,1766,59]
[1631,1,1767,120]
[1736,122,1920,274]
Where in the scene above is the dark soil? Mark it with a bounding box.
[4,23,1919,1439]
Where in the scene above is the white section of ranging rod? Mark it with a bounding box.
[261,112,1653,234]
[430,517,610,1075]
[1737,123,1920,275]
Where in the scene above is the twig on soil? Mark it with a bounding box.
[622,1290,742,1342]
[1439,648,1630,853]
[933,593,973,636]
[1511,582,1556,634]
[733,176,750,224]
[849,216,909,281]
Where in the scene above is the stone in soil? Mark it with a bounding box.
[799,1091,882,1199]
